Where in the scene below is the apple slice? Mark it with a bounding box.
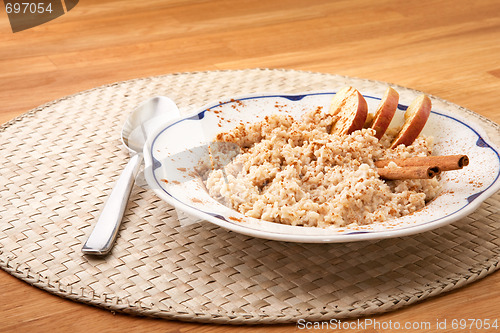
[329,87,368,135]
[367,87,399,139]
[390,94,431,148]
[329,86,352,116]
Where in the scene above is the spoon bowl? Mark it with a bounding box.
[122,96,179,153]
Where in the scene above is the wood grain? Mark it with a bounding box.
[1,0,499,332]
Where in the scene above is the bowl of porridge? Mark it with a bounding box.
[143,86,500,243]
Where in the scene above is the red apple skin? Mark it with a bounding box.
[390,94,431,148]
[369,87,399,140]
[330,87,368,135]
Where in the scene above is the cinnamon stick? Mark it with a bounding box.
[375,155,468,171]
[377,165,440,180]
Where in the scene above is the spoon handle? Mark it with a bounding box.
[82,153,143,255]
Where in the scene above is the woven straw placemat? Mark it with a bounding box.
[1,69,499,324]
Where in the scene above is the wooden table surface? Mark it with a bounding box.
[1,1,499,332]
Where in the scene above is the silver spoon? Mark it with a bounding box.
[82,96,180,255]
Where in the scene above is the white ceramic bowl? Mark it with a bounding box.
[143,90,500,243]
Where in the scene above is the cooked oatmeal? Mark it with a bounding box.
[202,106,440,228]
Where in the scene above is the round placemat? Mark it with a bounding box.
[0,69,499,324]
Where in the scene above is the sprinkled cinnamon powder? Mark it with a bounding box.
[201,107,440,228]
